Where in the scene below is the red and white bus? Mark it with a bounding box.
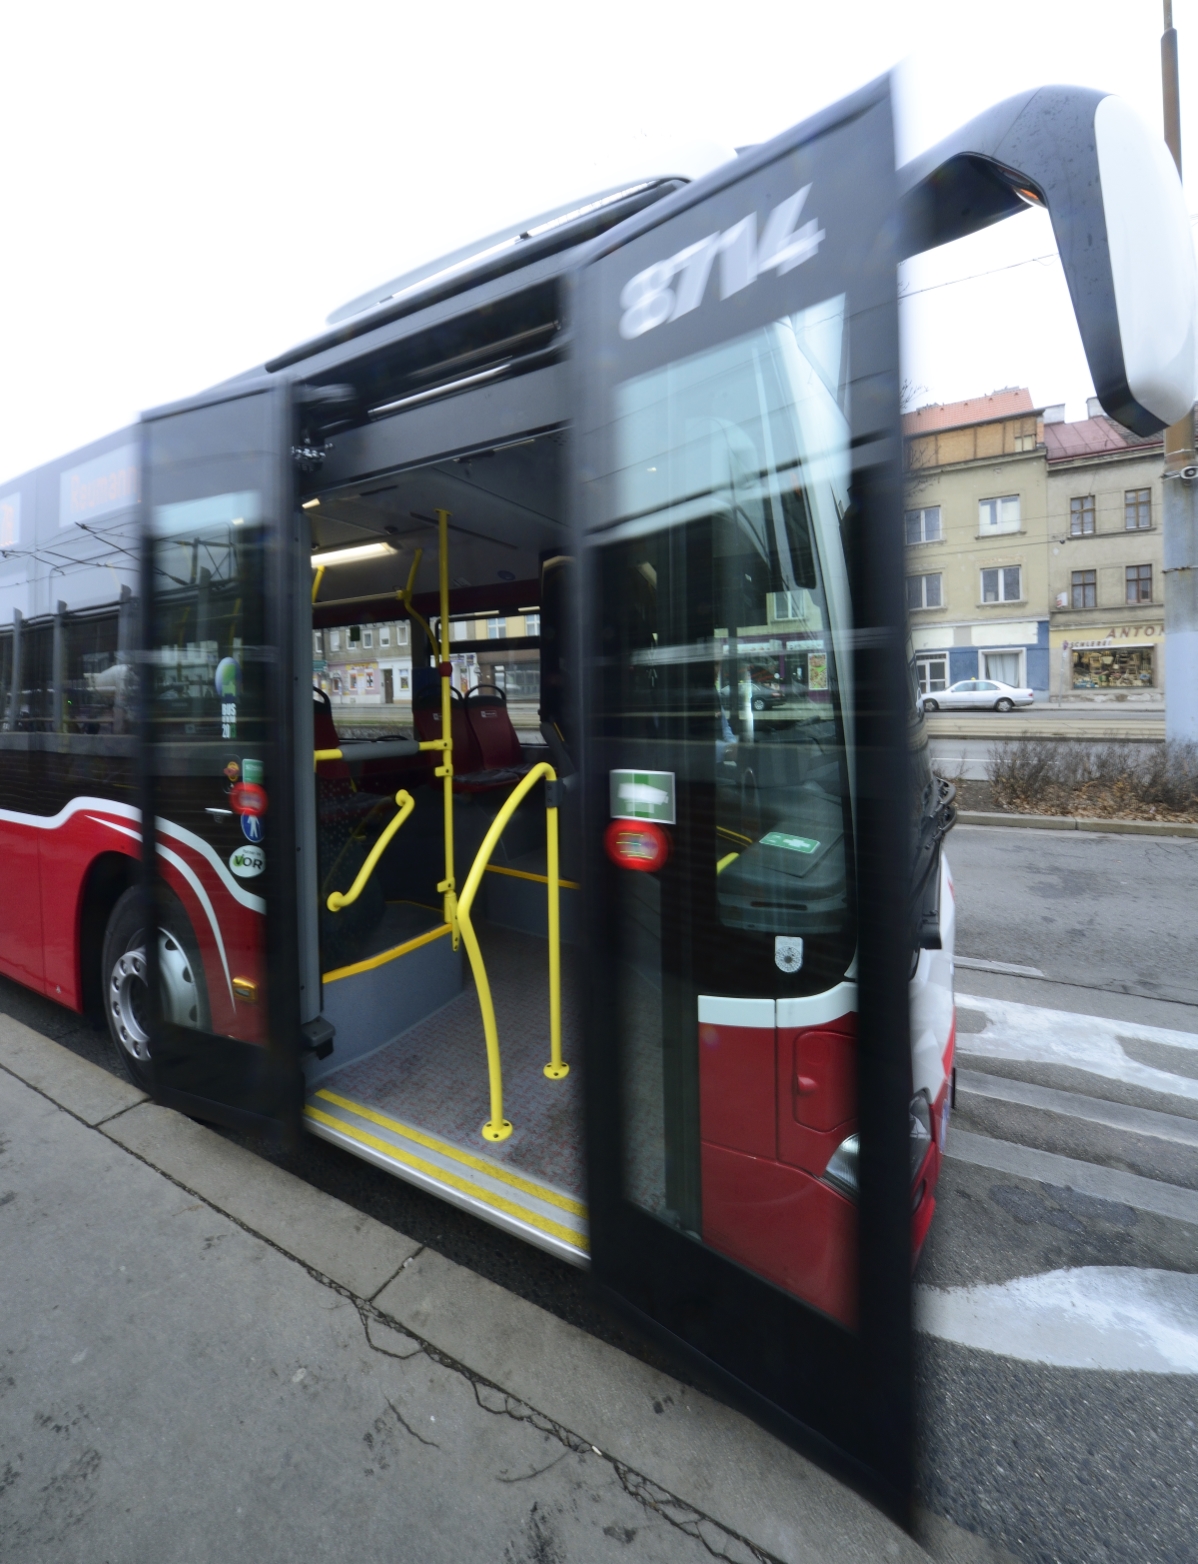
[1,77,1192,1511]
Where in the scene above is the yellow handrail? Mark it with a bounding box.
[326,790,415,911]
[457,761,565,1142]
[397,548,437,659]
[314,747,343,770]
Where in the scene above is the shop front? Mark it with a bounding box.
[1051,623,1165,696]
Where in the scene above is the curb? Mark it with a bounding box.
[956,810,1198,839]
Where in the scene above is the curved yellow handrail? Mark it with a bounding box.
[397,547,437,662]
[326,790,415,912]
[457,761,564,1142]
[314,747,343,770]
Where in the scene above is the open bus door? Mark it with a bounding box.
[137,383,314,1135]
[573,78,916,1510]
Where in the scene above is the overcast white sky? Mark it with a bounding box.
[2,0,1196,482]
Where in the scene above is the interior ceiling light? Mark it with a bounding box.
[310,541,397,567]
[301,498,321,510]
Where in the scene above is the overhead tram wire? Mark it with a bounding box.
[899,212,1198,303]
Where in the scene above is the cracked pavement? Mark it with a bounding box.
[0,1020,931,1564]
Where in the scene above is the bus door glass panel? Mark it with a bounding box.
[603,302,856,1309]
[143,389,300,1129]
[576,79,911,1505]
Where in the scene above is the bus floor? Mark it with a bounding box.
[305,921,588,1263]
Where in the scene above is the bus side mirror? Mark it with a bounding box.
[899,87,1198,437]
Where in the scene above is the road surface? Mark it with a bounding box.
[915,825,1198,1563]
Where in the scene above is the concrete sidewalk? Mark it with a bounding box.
[0,1017,1002,1563]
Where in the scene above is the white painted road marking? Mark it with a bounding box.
[955,991,1198,1103]
[955,956,1045,978]
[916,1267,1198,1373]
[956,1069,1198,1147]
[945,1128,1198,1226]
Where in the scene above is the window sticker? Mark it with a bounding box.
[760,831,820,854]
[610,769,676,824]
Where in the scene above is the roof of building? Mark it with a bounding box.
[901,387,1035,437]
[1044,415,1163,464]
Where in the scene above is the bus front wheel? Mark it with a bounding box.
[101,887,210,1087]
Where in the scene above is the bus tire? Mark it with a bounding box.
[101,887,210,1088]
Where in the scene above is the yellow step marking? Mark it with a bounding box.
[313,1088,586,1218]
[485,863,581,891]
[305,1104,588,1252]
[323,922,451,984]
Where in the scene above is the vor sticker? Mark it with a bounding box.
[229,844,265,879]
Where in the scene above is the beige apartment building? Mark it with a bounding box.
[313,610,541,713]
[903,389,1051,696]
[903,390,1174,701]
[1044,403,1167,701]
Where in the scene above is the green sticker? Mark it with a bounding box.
[242,758,264,785]
[610,769,675,824]
[760,831,820,854]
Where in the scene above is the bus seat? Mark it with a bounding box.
[313,688,351,780]
[465,684,524,770]
[413,681,484,774]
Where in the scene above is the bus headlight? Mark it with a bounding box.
[910,1094,933,1181]
[823,1133,859,1201]
[822,1096,932,1204]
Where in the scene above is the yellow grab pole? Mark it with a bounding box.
[326,790,415,911]
[542,797,567,1079]
[313,747,343,770]
[398,549,437,659]
[311,564,326,605]
[457,761,562,1141]
[434,509,458,946]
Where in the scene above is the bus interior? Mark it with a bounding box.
[302,417,591,1262]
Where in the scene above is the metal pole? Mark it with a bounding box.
[435,509,459,944]
[7,608,23,731]
[52,600,67,733]
[1162,1,1198,741]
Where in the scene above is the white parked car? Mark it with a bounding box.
[922,678,1034,713]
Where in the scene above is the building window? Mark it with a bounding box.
[1126,564,1153,604]
[347,625,361,648]
[362,627,374,649]
[906,573,943,611]
[396,622,410,647]
[1070,496,1095,536]
[487,616,507,639]
[379,624,391,647]
[1071,569,1097,609]
[1013,432,1036,452]
[330,629,341,651]
[915,655,947,695]
[904,506,942,545]
[312,630,323,655]
[983,650,1024,686]
[524,613,540,637]
[1125,488,1151,530]
[978,495,1020,534]
[981,566,1021,603]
